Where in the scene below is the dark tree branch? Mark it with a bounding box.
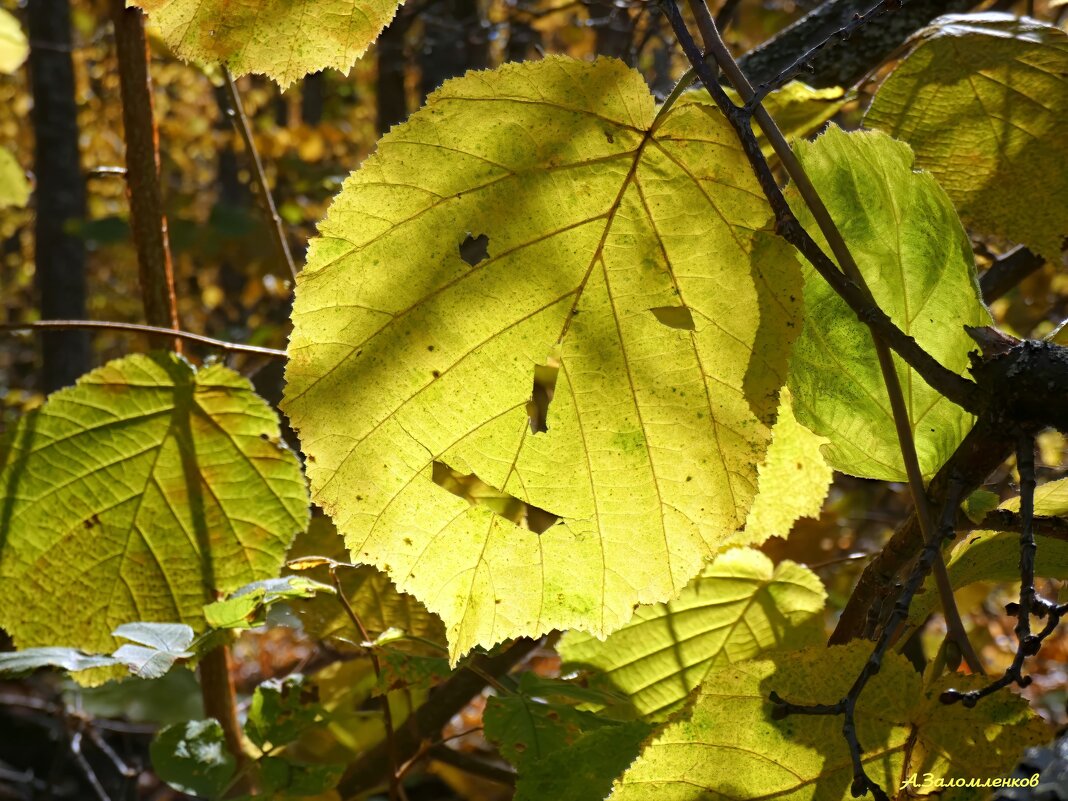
[737,0,980,90]
[967,509,1068,542]
[337,638,539,797]
[27,0,90,392]
[980,245,1048,304]
[940,435,1068,708]
[109,0,180,345]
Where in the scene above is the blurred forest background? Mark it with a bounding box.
[2,0,1068,799]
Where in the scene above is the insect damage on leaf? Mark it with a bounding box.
[283,57,803,662]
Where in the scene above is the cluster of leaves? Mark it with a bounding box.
[2,1,1068,800]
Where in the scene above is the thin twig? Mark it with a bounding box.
[0,320,286,358]
[221,67,298,283]
[941,435,1068,708]
[331,567,404,801]
[662,0,982,674]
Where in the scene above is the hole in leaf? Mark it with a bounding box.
[527,355,560,434]
[649,305,695,331]
[459,233,490,266]
[432,460,559,534]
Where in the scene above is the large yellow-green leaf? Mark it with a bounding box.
[866,14,1068,259]
[131,0,404,88]
[283,57,803,662]
[911,477,1068,622]
[786,126,990,481]
[0,146,29,209]
[731,387,832,547]
[0,9,27,75]
[609,643,1046,801]
[559,548,825,720]
[0,353,309,659]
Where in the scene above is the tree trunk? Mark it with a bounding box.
[26,0,90,392]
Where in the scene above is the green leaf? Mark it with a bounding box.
[151,719,237,798]
[204,576,334,630]
[131,0,404,88]
[485,695,612,769]
[0,647,119,677]
[111,622,195,679]
[609,643,1046,801]
[559,548,825,720]
[246,675,323,749]
[786,126,990,481]
[510,721,651,801]
[258,756,344,797]
[732,387,832,547]
[866,14,1068,259]
[485,693,653,801]
[0,353,309,673]
[285,517,446,649]
[374,650,450,695]
[725,82,846,158]
[0,9,27,74]
[0,146,29,209]
[284,56,803,662]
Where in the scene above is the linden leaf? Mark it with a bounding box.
[786,126,990,482]
[609,643,1046,801]
[0,146,29,209]
[283,57,803,662]
[130,0,404,88]
[867,14,1068,259]
[0,353,309,670]
[0,9,27,75]
[731,386,832,548]
[558,548,825,720]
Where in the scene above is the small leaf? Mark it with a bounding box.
[111,622,195,679]
[151,719,236,798]
[609,643,1045,800]
[559,548,825,720]
[373,650,451,695]
[0,9,27,74]
[867,14,1068,259]
[204,576,334,630]
[246,675,322,749]
[284,56,803,662]
[485,692,652,801]
[130,0,404,88]
[485,695,620,768]
[0,647,118,677]
[0,146,29,209]
[786,126,990,481]
[511,721,651,801]
[258,756,344,797]
[962,489,1000,524]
